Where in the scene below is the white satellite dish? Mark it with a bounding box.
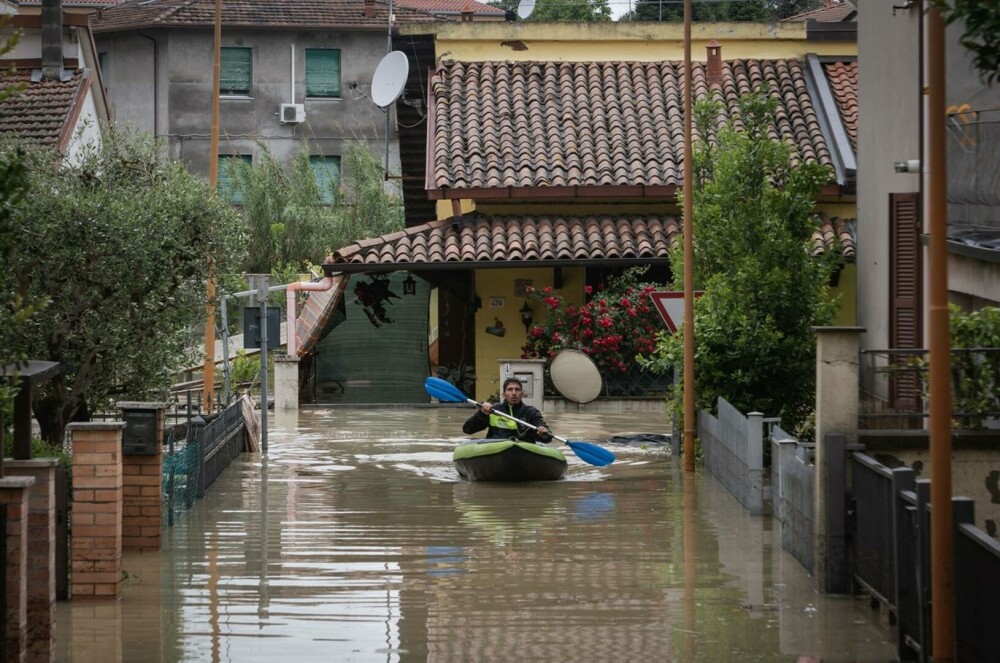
[371,50,409,108]
[516,0,535,19]
[549,350,603,404]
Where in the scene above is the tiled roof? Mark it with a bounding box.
[0,68,89,151]
[396,0,503,14]
[331,212,853,268]
[784,0,856,22]
[333,213,682,267]
[19,0,123,5]
[823,60,857,151]
[429,59,834,193]
[92,0,447,32]
[811,214,855,262]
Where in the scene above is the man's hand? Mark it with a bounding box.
[537,426,551,439]
[479,402,494,414]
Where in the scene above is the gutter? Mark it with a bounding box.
[804,53,856,190]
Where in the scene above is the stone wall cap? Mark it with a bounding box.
[116,401,171,410]
[0,476,36,489]
[274,355,300,363]
[2,458,59,468]
[498,357,546,364]
[66,421,126,431]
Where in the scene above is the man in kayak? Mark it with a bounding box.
[462,377,552,443]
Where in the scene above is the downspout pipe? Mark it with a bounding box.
[286,260,341,358]
[137,32,158,137]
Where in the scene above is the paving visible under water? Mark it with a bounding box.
[56,407,895,662]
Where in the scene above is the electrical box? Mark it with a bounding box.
[244,306,281,350]
[279,103,305,124]
[121,408,159,455]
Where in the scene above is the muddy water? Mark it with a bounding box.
[56,407,894,662]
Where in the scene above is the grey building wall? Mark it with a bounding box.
[856,3,922,350]
[95,27,401,185]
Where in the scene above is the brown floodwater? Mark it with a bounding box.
[56,407,895,662]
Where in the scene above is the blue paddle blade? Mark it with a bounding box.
[424,376,469,403]
[567,441,616,467]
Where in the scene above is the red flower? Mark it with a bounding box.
[620,297,631,307]
[530,326,543,338]
[552,333,562,343]
[584,285,593,295]
[599,317,613,328]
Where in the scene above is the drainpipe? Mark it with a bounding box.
[41,0,63,81]
[285,260,341,358]
[137,33,159,137]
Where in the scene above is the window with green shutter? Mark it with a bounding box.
[220,47,252,96]
[218,154,253,204]
[309,155,342,204]
[306,49,341,99]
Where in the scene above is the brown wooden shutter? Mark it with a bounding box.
[889,192,922,410]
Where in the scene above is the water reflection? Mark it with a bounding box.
[56,408,894,662]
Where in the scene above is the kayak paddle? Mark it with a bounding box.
[424,376,616,467]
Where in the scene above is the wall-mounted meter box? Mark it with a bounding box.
[121,408,159,455]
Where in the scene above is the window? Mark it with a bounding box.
[220,47,252,96]
[309,156,341,204]
[305,49,341,99]
[98,52,108,77]
[218,154,252,204]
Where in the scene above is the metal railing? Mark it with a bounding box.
[195,398,246,498]
[859,348,1000,430]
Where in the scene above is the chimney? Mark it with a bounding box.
[364,0,375,18]
[41,0,64,81]
[706,39,722,89]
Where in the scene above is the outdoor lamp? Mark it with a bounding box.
[402,274,416,295]
[519,301,533,332]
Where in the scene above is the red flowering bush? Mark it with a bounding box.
[521,267,665,375]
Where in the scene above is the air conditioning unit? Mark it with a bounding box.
[279,103,305,124]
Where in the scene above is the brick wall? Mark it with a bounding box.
[1,475,35,662]
[67,422,125,600]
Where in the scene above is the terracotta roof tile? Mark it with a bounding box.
[0,69,89,150]
[333,213,682,266]
[822,60,857,152]
[784,0,856,22]
[333,212,855,268]
[811,214,856,262]
[395,0,503,14]
[430,59,834,191]
[92,0,448,32]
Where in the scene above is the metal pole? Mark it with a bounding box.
[259,278,269,453]
[682,0,696,473]
[203,0,223,414]
[221,297,231,406]
[926,4,953,660]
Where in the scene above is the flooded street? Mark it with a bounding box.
[56,407,895,662]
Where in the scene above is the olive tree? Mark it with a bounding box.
[3,128,246,443]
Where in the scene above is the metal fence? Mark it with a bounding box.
[195,398,246,498]
[698,397,767,515]
[859,348,1000,430]
[1,506,6,661]
[850,452,1000,661]
[161,435,200,527]
[770,425,815,574]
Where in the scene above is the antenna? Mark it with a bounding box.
[371,50,409,108]
[516,0,535,19]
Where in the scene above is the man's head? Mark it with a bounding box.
[502,377,524,405]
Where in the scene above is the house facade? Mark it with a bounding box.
[90,0,457,187]
[856,3,1000,402]
[315,22,860,403]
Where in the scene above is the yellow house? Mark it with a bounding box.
[312,22,858,404]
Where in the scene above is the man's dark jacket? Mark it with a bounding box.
[462,401,551,443]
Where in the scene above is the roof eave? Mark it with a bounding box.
[330,256,671,274]
[427,184,679,200]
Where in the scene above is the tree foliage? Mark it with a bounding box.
[3,127,246,443]
[642,89,838,432]
[620,0,814,22]
[935,0,1000,84]
[231,141,404,275]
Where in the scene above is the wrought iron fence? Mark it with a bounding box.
[859,348,1000,430]
[196,399,246,497]
[161,433,200,527]
[543,365,674,399]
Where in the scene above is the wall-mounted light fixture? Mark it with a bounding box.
[894,160,921,173]
[519,301,534,332]
[402,274,416,295]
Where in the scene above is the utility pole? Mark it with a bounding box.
[682,0,696,472]
[203,0,222,414]
[926,3,954,660]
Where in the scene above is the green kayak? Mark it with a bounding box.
[454,439,568,482]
